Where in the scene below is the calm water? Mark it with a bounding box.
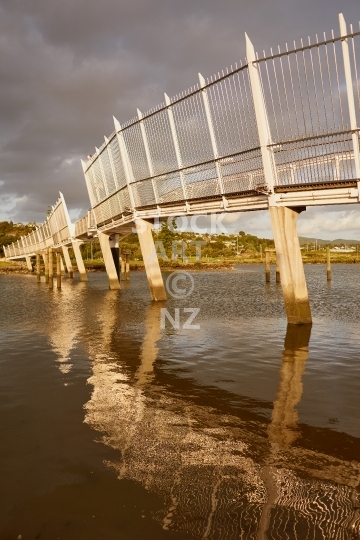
[0,265,359,539]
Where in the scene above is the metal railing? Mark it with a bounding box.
[82,14,360,227]
[4,193,74,259]
[74,210,96,238]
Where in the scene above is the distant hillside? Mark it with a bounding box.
[299,236,360,246]
[0,221,36,256]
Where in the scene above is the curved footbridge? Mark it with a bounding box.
[4,13,360,325]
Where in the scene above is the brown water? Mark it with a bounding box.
[0,265,359,539]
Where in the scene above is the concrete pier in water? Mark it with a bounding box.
[62,246,74,279]
[270,206,312,325]
[135,219,166,301]
[98,231,121,290]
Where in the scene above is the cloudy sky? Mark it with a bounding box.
[0,0,359,239]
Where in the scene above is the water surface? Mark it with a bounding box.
[0,265,359,539]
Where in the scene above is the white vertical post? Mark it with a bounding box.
[246,33,277,197]
[113,116,137,210]
[333,155,340,181]
[198,73,226,202]
[82,159,97,209]
[59,191,75,238]
[164,93,188,206]
[137,108,160,206]
[339,13,360,197]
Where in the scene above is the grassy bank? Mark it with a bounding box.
[1,251,359,275]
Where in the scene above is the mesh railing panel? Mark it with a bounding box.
[99,146,117,195]
[154,172,184,204]
[182,163,220,200]
[131,179,157,207]
[108,136,127,190]
[274,133,355,186]
[75,217,87,237]
[142,107,178,176]
[257,31,360,185]
[171,89,214,167]
[220,149,265,193]
[122,122,150,182]
[86,168,100,206]
[207,67,259,156]
[92,157,108,200]
[119,186,131,211]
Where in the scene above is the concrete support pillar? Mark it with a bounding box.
[25,256,33,271]
[109,234,120,281]
[36,254,41,283]
[265,250,271,283]
[62,246,74,278]
[276,257,281,283]
[43,252,49,283]
[269,206,312,325]
[120,254,125,281]
[126,253,130,281]
[56,252,61,289]
[72,242,88,282]
[48,248,54,290]
[59,254,66,275]
[327,248,331,281]
[135,218,167,301]
[98,231,121,290]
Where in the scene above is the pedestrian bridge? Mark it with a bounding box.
[3,14,360,324]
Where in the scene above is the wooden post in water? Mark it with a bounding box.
[48,248,54,289]
[126,253,130,281]
[276,256,281,283]
[43,252,49,283]
[265,250,271,283]
[327,247,331,281]
[36,254,41,282]
[56,252,61,289]
[120,254,125,281]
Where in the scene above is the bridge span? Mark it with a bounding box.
[4,13,360,325]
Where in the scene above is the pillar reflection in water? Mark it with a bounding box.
[260,324,360,540]
[83,308,360,540]
[258,323,311,540]
[268,323,312,449]
[47,281,87,374]
[135,302,165,386]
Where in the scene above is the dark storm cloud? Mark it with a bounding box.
[0,0,359,225]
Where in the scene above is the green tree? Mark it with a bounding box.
[156,219,178,258]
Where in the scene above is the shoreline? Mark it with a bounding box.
[1,258,360,275]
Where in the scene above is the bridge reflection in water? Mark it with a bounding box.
[81,299,360,540]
